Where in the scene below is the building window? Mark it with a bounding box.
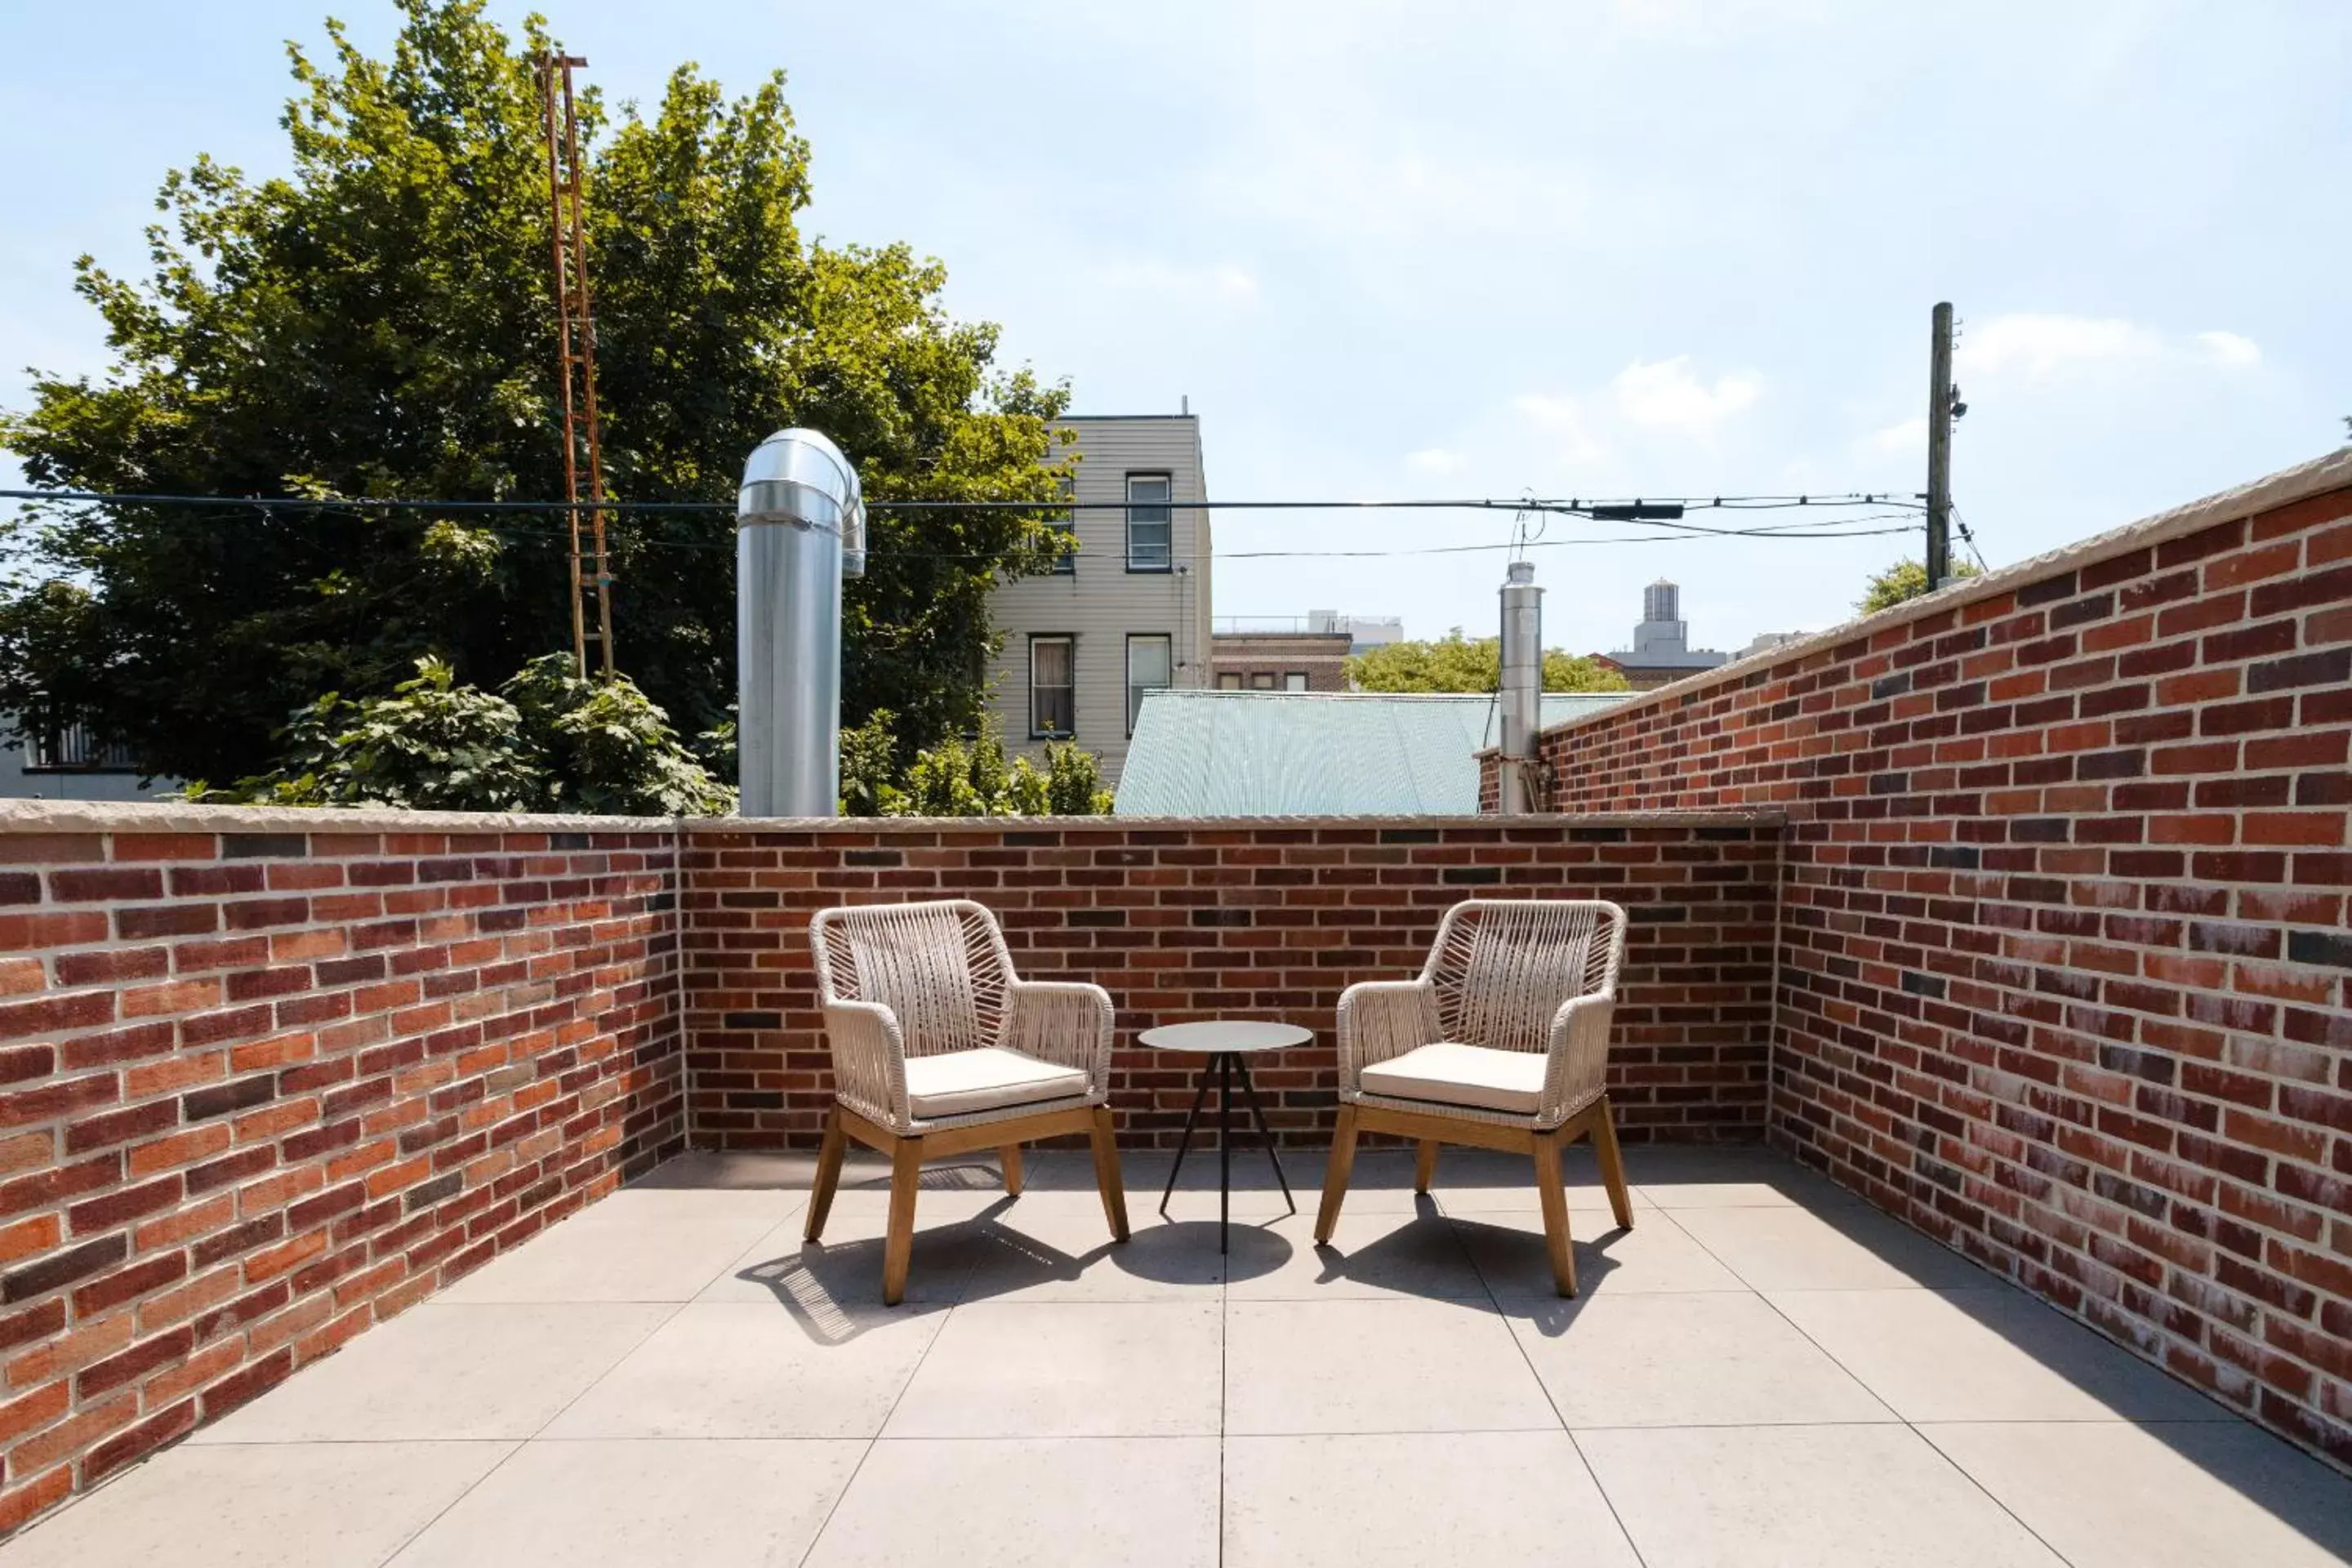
[1049,474,1076,574]
[1126,634,1172,735]
[1283,672,1308,692]
[1030,635,1075,737]
[21,700,137,774]
[1216,673,1242,690]
[1125,473,1172,572]
[1249,672,1276,690]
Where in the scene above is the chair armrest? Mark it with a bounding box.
[1002,978,1116,1091]
[1336,978,1438,1096]
[1541,991,1615,1125]
[824,999,909,1126]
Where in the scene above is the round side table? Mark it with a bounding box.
[1136,1020,1312,1252]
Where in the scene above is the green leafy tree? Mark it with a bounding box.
[1857,557,1984,614]
[0,0,1074,785]
[1346,630,1630,694]
[196,653,730,814]
[838,709,1109,817]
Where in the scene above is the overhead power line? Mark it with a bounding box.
[0,488,1925,518]
[0,488,1928,564]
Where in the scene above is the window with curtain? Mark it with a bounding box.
[1125,474,1172,571]
[1126,634,1172,734]
[1284,672,1308,691]
[1031,635,1075,737]
[1216,672,1242,689]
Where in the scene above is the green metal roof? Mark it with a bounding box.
[1114,689,1630,817]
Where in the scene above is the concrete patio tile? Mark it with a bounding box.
[1223,1209,1487,1301]
[0,1440,514,1568]
[386,1438,865,1568]
[190,1303,672,1443]
[1222,1431,1642,1568]
[1621,1145,1844,1209]
[1127,1150,1433,1215]
[957,1205,1224,1303]
[1577,1424,2066,1567]
[1452,1207,1744,1297]
[1224,1298,1558,1435]
[803,1437,1219,1568]
[1511,1291,1893,1428]
[541,1301,947,1440]
[701,1208,996,1307]
[435,1187,802,1304]
[1922,1419,2352,1568]
[1668,1198,1989,1290]
[1769,1286,2233,1423]
[1424,1145,1654,1214]
[884,1300,1222,1437]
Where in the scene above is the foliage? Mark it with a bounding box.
[192,654,732,814]
[838,709,1110,817]
[1857,557,1984,614]
[0,0,1075,785]
[1345,630,1631,694]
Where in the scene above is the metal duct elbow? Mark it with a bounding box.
[740,430,866,576]
[737,429,866,817]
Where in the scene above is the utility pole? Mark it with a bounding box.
[1926,301,1955,590]
[541,52,616,678]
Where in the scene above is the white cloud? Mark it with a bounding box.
[1085,256,1260,306]
[1866,416,1927,455]
[1611,357,1762,433]
[1406,448,1463,474]
[1957,314,2163,377]
[2196,330,2261,368]
[1956,314,2264,381]
[1513,394,1609,465]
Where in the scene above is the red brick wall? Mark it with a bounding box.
[0,818,684,1531]
[1511,460,2352,1468]
[679,817,1781,1150]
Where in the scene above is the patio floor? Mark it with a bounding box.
[4,1143,2349,1568]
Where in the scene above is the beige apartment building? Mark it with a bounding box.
[984,414,1214,786]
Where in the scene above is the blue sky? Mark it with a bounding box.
[3,1,2346,656]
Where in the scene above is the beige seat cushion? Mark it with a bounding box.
[1359,1041,1544,1116]
[903,1047,1089,1119]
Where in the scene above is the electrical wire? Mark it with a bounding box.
[0,488,1927,563]
[0,486,1924,518]
[1952,503,1989,571]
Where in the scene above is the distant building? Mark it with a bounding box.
[1116,688,1629,816]
[1739,630,1807,659]
[1209,612,1401,693]
[0,713,174,802]
[1595,579,1729,691]
[984,414,1214,787]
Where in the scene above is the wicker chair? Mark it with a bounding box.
[803,899,1129,1304]
[1316,899,1633,1296]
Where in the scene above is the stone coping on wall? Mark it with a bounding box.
[0,800,1785,836]
[1500,443,2352,750]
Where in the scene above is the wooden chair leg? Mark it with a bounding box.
[1000,1144,1024,1196]
[804,1104,846,1243]
[1533,1128,1579,1298]
[1414,1138,1441,1195]
[881,1136,924,1307]
[1315,1105,1360,1244]
[1089,1106,1130,1242]
[1590,1094,1634,1231]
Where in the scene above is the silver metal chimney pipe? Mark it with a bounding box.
[737,429,865,817]
[1498,559,1544,813]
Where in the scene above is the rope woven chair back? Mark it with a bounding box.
[812,901,1010,1058]
[1428,899,1625,1054]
